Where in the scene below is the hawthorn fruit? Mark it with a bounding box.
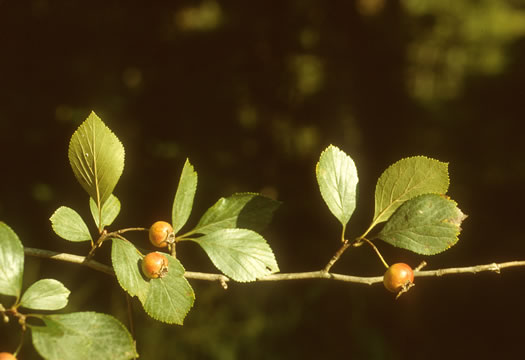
[149,221,174,248]
[142,252,169,279]
[383,263,414,293]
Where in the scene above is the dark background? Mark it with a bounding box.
[1,1,525,359]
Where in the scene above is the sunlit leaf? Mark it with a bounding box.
[377,194,467,255]
[111,239,194,324]
[68,111,125,208]
[172,159,198,233]
[373,156,449,225]
[192,228,279,282]
[0,222,24,298]
[316,145,359,226]
[20,279,70,311]
[90,194,121,229]
[111,238,149,302]
[193,193,280,235]
[30,312,137,360]
[50,206,92,242]
[142,255,195,325]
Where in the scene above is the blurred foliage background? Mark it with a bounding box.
[1,0,525,358]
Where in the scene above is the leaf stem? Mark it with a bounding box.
[176,229,197,240]
[361,238,389,269]
[355,220,378,245]
[14,327,25,357]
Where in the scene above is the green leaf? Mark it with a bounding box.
[377,194,467,255]
[192,228,279,282]
[111,239,195,324]
[30,312,137,360]
[0,222,24,298]
[172,159,198,233]
[193,193,281,235]
[373,156,449,225]
[111,238,149,302]
[50,207,92,242]
[142,255,195,325]
[20,279,70,311]
[316,145,359,226]
[68,111,125,208]
[90,194,121,229]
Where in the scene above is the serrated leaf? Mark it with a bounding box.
[172,159,198,233]
[68,111,125,208]
[111,238,149,302]
[50,207,92,242]
[373,156,449,225]
[142,255,195,325]
[193,193,281,235]
[377,194,467,255]
[20,279,70,311]
[0,222,24,298]
[192,228,279,282]
[30,312,137,360]
[111,239,195,324]
[90,194,121,229]
[316,145,359,226]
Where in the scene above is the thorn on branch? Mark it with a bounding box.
[414,261,427,272]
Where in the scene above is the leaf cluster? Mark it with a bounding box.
[50,112,280,325]
[317,145,467,257]
[0,113,469,359]
[0,222,137,359]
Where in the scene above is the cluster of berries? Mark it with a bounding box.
[141,221,174,279]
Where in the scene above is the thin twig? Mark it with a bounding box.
[87,227,148,260]
[116,227,149,234]
[323,240,351,273]
[23,247,525,286]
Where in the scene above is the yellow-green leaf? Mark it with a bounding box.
[30,312,137,360]
[0,222,24,298]
[68,111,125,207]
[172,159,197,234]
[373,156,449,225]
[377,194,467,255]
[50,206,92,242]
[192,228,279,282]
[316,145,359,227]
[90,194,121,229]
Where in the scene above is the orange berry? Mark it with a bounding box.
[383,263,414,293]
[149,221,174,248]
[0,353,17,360]
[141,252,169,279]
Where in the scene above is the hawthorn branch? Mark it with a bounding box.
[24,247,114,275]
[323,239,351,272]
[23,247,525,287]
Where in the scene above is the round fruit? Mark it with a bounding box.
[0,353,17,360]
[383,263,414,293]
[142,252,169,279]
[149,221,174,248]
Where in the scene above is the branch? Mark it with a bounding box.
[23,247,525,287]
[24,247,114,275]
